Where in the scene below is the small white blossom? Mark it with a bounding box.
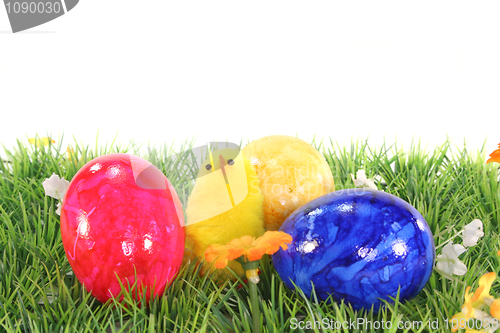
[350,170,378,190]
[436,242,467,276]
[42,173,69,200]
[42,173,69,215]
[463,219,484,247]
[37,292,58,305]
[56,202,62,216]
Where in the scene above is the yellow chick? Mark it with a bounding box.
[185,147,265,279]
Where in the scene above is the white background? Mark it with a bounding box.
[1,1,499,156]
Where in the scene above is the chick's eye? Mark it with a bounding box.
[205,164,212,170]
[227,159,234,166]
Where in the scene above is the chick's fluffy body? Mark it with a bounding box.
[185,152,265,278]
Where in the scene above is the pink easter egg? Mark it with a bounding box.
[60,153,185,303]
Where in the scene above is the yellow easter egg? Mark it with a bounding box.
[242,135,335,231]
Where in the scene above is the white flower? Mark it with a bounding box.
[56,202,62,216]
[463,219,484,247]
[37,292,58,305]
[42,173,69,201]
[42,173,69,215]
[461,308,497,333]
[436,242,467,276]
[350,170,378,190]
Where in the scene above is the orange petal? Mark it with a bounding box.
[491,299,500,319]
[471,272,496,307]
[255,231,282,244]
[239,235,256,246]
[205,244,231,268]
[214,255,229,269]
[471,286,484,303]
[478,272,496,292]
[228,235,255,248]
[247,246,268,261]
[226,247,245,261]
[205,231,293,270]
[487,144,500,164]
[465,286,473,301]
[255,231,293,255]
[205,244,228,262]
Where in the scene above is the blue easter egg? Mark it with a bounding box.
[272,189,435,311]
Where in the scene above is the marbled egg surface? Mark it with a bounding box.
[272,189,435,311]
[60,153,185,303]
[242,135,335,231]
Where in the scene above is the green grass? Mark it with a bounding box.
[0,135,499,332]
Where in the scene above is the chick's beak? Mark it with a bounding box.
[219,155,227,177]
[219,154,235,207]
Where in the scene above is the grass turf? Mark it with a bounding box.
[0,135,499,332]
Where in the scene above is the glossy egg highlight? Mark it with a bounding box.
[272,189,435,311]
[60,153,185,303]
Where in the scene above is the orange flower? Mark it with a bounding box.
[29,137,55,147]
[487,144,500,164]
[471,272,496,307]
[491,299,500,320]
[205,231,292,269]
